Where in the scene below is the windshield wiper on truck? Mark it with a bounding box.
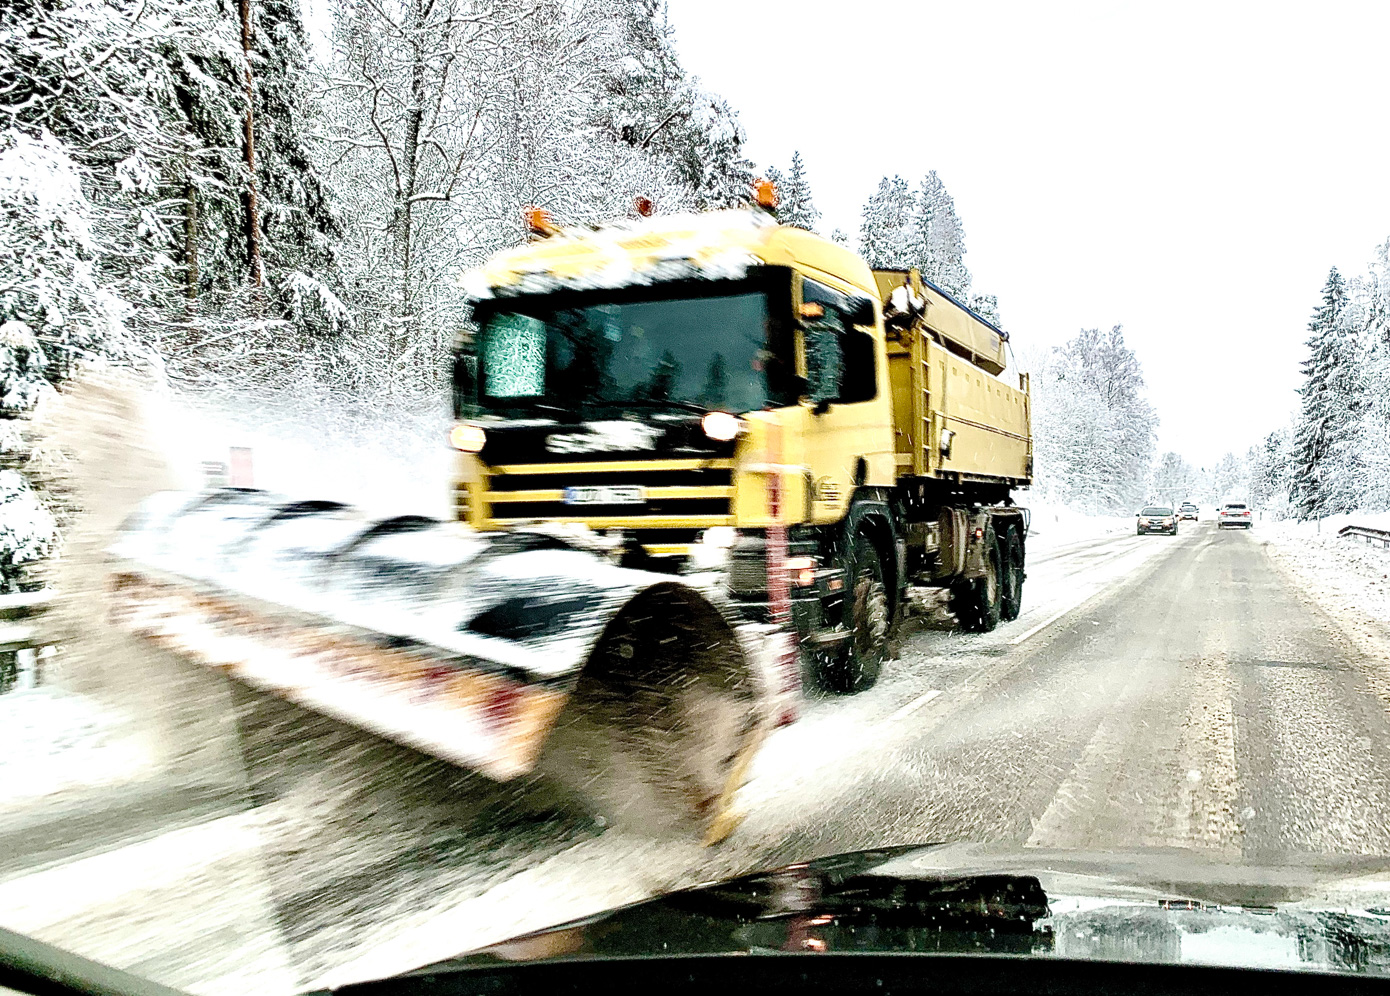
[621,398,714,415]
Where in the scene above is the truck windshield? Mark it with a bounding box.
[463,277,795,418]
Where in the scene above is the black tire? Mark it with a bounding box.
[953,524,1003,633]
[810,534,889,694]
[1000,524,1024,622]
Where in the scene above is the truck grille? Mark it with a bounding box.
[483,459,735,527]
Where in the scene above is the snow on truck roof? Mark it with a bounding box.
[462,209,879,301]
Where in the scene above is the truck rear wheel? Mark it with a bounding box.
[1000,524,1024,622]
[952,524,1003,633]
[810,534,889,694]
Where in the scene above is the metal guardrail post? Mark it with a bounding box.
[0,590,53,695]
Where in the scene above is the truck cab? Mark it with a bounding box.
[452,215,891,546]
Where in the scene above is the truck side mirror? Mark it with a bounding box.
[452,350,478,418]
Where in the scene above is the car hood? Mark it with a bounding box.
[414,843,1390,978]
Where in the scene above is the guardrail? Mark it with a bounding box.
[1338,524,1390,549]
[0,589,53,694]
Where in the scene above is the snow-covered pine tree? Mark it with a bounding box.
[857,176,915,269]
[139,0,346,389]
[777,151,819,232]
[0,0,225,382]
[0,470,57,593]
[913,170,971,299]
[1357,239,1390,511]
[0,0,190,587]
[1291,267,1364,519]
[969,293,1002,328]
[0,133,131,407]
[1250,429,1293,517]
[592,0,753,211]
[856,170,1001,319]
[245,0,343,338]
[764,166,787,208]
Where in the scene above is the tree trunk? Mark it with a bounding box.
[239,0,264,291]
[389,0,427,394]
[184,181,199,306]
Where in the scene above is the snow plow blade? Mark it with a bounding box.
[107,489,779,843]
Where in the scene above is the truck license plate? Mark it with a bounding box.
[563,485,647,506]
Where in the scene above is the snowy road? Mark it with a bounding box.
[7,519,1390,993]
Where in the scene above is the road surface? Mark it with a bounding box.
[5,519,1390,993]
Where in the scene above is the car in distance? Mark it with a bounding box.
[1217,502,1253,529]
[1137,506,1178,535]
[1178,503,1199,521]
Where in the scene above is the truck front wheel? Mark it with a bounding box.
[810,534,889,694]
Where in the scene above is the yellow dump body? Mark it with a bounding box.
[875,270,1032,486]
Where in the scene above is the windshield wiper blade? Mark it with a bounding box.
[520,403,575,418]
[624,398,710,415]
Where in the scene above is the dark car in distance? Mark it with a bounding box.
[1137,506,1178,535]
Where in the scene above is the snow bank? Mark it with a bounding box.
[1023,497,1136,553]
[0,469,57,590]
[147,393,454,520]
[0,687,149,803]
[1261,512,1390,628]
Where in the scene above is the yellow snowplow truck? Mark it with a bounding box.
[454,204,1032,693]
[104,198,1030,844]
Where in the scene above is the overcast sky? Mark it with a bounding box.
[663,0,1390,467]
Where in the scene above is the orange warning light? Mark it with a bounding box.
[523,206,560,237]
[753,178,779,210]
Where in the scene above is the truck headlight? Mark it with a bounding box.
[701,411,742,442]
[449,423,487,452]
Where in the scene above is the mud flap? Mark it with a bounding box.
[107,489,776,842]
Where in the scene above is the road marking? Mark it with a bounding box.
[1008,537,1178,646]
[1008,603,1079,646]
[889,689,941,721]
[0,810,265,928]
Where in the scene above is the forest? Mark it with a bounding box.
[1145,247,1390,520]
[3,0,1381,590]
